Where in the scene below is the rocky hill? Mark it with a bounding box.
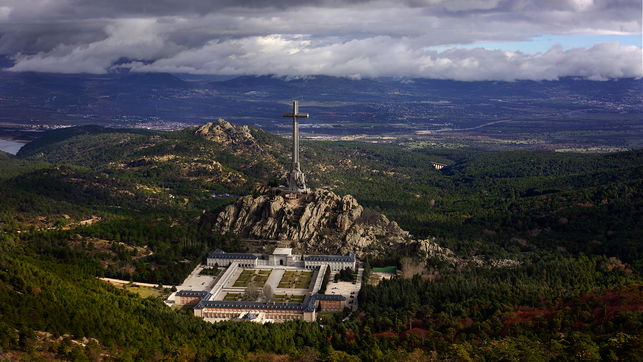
[195,119,286,175]
[213,185,457,260]
[10,121,643,265]
[195,119,265,155]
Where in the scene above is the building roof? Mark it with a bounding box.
[193,293,346,313]
[195,300,304,311]
[304,293,346,312]
[272,247,292,256]
[315,294,346,301]
[304,254,355,263]
[208,249,258,260]
[176,290,210,298]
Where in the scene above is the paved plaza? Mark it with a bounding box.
[177,265,218,291]
[326,268,363,311]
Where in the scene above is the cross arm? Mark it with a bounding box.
[282,112,310,118]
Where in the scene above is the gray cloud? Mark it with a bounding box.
[0,0,640,80]
[0,22,108,55]
[122,37,642,81]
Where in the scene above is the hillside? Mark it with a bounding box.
[3,230,639,360]
[0,121,641,359]
[9,121,643,263]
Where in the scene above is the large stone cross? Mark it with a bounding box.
[283,100,309,193]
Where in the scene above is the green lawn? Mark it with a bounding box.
[273,294,305,303]
[372,266,396,274]
[277,271,313,289]
[120,285,165,298]
[232,269,271,288]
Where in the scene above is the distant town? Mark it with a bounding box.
[0,73,640,152]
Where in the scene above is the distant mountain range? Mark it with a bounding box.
[1,70,641,149]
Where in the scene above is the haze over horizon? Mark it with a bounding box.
[0,0,641,81]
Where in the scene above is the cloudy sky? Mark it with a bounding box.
[0,0,641,80]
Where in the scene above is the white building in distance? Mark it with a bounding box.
[207,249,258,267]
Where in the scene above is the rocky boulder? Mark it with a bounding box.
[213,187,413,256]
[195,119,263,155]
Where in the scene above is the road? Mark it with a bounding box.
[434,119,511,133]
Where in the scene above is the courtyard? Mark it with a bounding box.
[233,269,272,288]
[277,270,313,289]
[170,247,361,323]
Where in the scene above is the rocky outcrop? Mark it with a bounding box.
[195,119,285,176]
[213,186,460,261]
[214,187,415,256]
[416,238,460,264]
[195,119,264,155]
[212,186,520,268]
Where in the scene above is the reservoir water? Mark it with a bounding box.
[0,139,26,155]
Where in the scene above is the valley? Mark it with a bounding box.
[1,73,641,152]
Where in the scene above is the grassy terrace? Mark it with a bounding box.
[232,269,271,288]
[222,293,245,301]
[277,271,313,289]
[273,294,305,303]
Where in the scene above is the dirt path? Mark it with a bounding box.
[98,277,175,289]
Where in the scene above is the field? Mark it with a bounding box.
[272,294,305,303]
[278,271,313,289]
[232,269,271,288]
[118,285,165,298]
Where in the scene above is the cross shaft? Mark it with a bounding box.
[282,100,309,192]
[283,101,308,167]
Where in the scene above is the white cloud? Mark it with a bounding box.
[1,0,641,79]
[9,18,174,73]
[120,36,642,81]
[0,6,12,21]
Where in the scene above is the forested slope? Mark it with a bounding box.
[0,123,641,359]
[6,123,643,262]
[0,233,640,360]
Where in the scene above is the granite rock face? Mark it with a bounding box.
[195,119,263,154]
[214,187,413,256]
[213,187,515,266]
[213,186,465,262]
